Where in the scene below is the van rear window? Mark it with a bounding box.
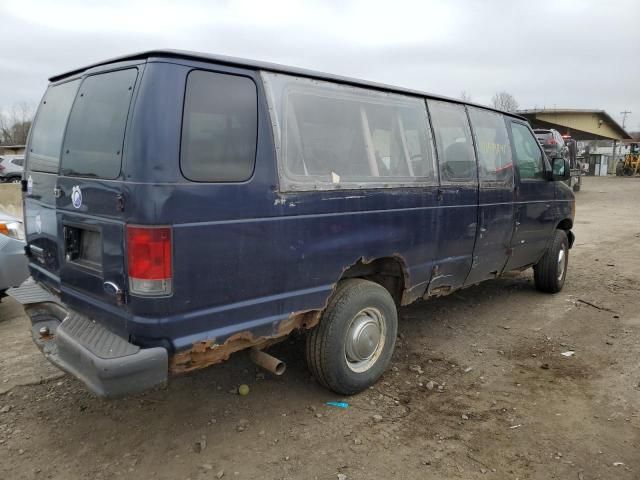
[61,68,138,179]
[262,72,436,190]
[180,70,258,182]
[28,80,80,173]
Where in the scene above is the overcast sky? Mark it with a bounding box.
[1,0,639,131]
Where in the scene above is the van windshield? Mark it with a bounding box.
[60,68,138,179]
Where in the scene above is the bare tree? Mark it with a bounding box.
[0,102,35,145]
[491,91,519,112]
[460,91,472,102]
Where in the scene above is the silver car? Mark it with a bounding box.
[0,211,29,297]
[0,156,25,183]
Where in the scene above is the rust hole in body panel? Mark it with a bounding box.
[170,254,411,375]
[169,310,321,375]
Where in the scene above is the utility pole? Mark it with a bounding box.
[612,111,631,174]
[620,110,631,129]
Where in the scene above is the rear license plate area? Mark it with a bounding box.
[64,226,102,271]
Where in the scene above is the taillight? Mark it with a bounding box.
[126,225,172,296]
[0,164,5,172]
[548,138,556,145]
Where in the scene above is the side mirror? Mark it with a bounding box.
[551,157,570,181]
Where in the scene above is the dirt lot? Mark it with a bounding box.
[1,176,639,480]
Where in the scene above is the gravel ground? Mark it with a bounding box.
[1,176,639,480]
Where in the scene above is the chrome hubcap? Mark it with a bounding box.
[557,248,566,281]
[345,307,386,373]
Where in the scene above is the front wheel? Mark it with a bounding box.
[534,230,569,293]
[306,279,398,395]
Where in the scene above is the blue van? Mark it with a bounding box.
[10,50,575,398]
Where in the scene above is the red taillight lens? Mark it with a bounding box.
[126,226,172,296]
[548,138,556,145]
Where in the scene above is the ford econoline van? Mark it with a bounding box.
[10,50,575,398]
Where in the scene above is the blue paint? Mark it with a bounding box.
[23,51,575,358]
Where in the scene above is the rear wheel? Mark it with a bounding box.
[306,279,398,395]
[8,177,21,184]
[534,229,569,293]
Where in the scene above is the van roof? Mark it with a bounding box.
[50,49,525,120]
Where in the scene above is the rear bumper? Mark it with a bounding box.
[8,281,168,398]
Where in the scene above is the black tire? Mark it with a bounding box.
[306,279,398,395]
[534,230,569,293]
[572,183,581,192]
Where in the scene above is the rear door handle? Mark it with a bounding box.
[53,187,62,198]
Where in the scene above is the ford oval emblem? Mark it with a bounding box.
[71,185,83,209]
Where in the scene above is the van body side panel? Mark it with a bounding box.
[428,185,478,293]
[507,182,556,268]
[161,187,441,351]
[124,61,188,184]
[465,187,514,285]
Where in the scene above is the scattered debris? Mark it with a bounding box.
[236,419,249,432]
[613,462,625,467]
[372,414,383,423]
[337,473,347,480]
[216,469,225,479]
[541,363,550,369]
[0,405,11,414]
[238,384,250,396]
[325,401,349,409]
[576,298,618,314]
[509,424,522,429]
[409,365,424,374]
[426,381,436,390]
[461,414,469,420]
[193,436,207,453]
[561,351,575,357]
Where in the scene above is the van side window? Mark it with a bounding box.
[61,69,138,179]
[510,122,544,180]
[28,80,80,173]
[262,72,436,190]
[427,100,476,183]
[468,108,513,186]
[181,70,257,182]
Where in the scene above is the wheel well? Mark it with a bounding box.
[557,218,572,231]
[339,257,408,306]
[556,219,574,248]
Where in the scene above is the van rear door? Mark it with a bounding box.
[25,66,140,314]
[57,67,139,309]
[24,79,81,290]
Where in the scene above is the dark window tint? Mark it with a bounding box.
[12,158,24,166]
[181,70,257,182]
[468,108,513,185]
[511,123,544,180]
[28,80,80,173]
[427,100,476,183]
[61,68,138,179]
